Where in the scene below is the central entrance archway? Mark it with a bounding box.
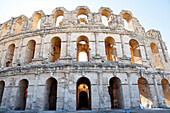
[109,77,124,109]
[77,77,91,110]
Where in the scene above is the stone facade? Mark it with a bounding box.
[0,6,169,111]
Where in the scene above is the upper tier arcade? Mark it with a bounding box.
[0,6,169,74]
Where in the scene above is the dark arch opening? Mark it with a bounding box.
[77,9,88,24]
[44,78,57,110]
[0,81,5,105]
[101,10,111,26]
[129,39,142,64]
[32,13,41,29]
[105,37,117,61]
[123,13,134,31]
[150,43,162,68]
[6,44,15,67]
[54,10,64,27]
[25,40,36,64]
[161,78,170,107]
[77,77,91,110]
[109,77,124,109]
[15,79,28,110]
[77,36,89,62]
[138,77,153,108]
[79,91,88,108]
[50,37,61,62]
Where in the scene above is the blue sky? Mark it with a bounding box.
[0,0,170,55]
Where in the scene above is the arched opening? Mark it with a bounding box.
[129,39,142,64]
[15,79,28,110]
[5,44,15,67]
[0,81,5,105]
[77,77,91,110]
[78,18,87,25]
[161,79,170,107]
[49,37,61,62]
[44,78,57,110]
[25,40,36,64]
[150,43,162,69]
[123,13,134,31]
[77,36,89,62]
[101,10,111,26]
[77,9,88,24]
[1,24,7,37]
[138,77,153,108]
[14,18,22,34]
[32,13,41,29]
[54,10,64,27]
[105,37,117,61]
[79,52,88,61]
[109,77,124,109]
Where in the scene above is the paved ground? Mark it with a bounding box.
[0,108,170,113]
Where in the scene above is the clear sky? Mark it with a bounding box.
[0,0,170,54]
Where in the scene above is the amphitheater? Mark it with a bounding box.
[0,6,170,113]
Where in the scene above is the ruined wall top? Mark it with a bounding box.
[0,6,162,41]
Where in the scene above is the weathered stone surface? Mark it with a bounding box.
[0,6,169,112]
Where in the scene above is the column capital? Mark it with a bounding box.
[97,71,103,74]
[126,72,131,77]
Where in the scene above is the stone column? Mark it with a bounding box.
[6,83,13,110]
[140,45,147,60]
[116,42,123,58]
[120,35,131,58]
[127,72,135,108]
[94,32,98,56]
[98,71,104,110]
[64,72,69,110]
[39,34,45,59]
[153,75,166,107]
[0,43,5,67]
[89,41,95,60]
[16,38,23,60]
[66,32,71,57]
[69,34,77,61]
[159,39,167,62]
[32,73,39,110]
[1,48,7,68]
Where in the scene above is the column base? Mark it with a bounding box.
[118,56,131,64]
[59,56,73,63]
[32,58,44,65]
